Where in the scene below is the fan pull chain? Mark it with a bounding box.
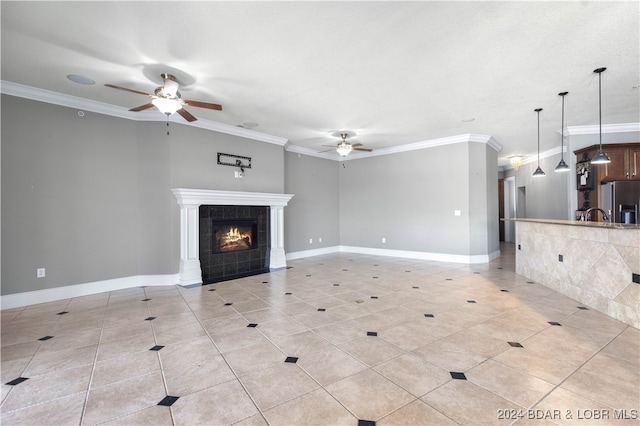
[166,113,170,135]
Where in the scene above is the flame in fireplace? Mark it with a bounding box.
[226,227,252,246]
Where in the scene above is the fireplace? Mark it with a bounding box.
[199,205,270,284]
[172,189,294,286]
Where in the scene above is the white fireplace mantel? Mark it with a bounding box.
[172,188,295,286]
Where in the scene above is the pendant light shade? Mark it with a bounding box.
[532,108,545,177]
[555,92,571,172]
[591,67,611,164]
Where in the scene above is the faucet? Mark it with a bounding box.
[583,207,610,222]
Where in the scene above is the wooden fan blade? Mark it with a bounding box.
[104,84,151,97]
[353,147,372,152]
[351,143,363,147]
[182,99,222,111]
[321,144,337,148]
[177,108,198,122]
[129,103,154,112]
[318,148,335,153]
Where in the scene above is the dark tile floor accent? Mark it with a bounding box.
[56,311,68,315]
[38,336,53,341]
[5,377,29,386]
[548,321,562,326]
[144,317,156,321]
[284,356,299,363]
[508,342,523,348]
[317,308,326,312]
[450,372,467,380]
[157,396,179,407]
[367,332,378,336]
[467,300,476,303]
[358,420,376,426]
[142,298,151,301]
[424,314,434,318]
[247,323,258,327]
[150,345,164,351]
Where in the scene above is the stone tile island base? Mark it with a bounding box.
[514,219,640,328]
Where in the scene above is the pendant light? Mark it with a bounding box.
[555,92,570,172]
[590,67,611,164]
[532,108,545,177]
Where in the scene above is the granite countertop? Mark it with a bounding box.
[502,218,640,230]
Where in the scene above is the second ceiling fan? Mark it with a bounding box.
[322,132,372,157]
[105,73,222,122]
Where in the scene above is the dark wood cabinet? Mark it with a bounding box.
[600,148,629,181]
[575,143,640,182]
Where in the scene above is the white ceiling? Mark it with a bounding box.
[2,1,639,166]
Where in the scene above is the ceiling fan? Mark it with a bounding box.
[321,132,373,157]
[104,73,222,122]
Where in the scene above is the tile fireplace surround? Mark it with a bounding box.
[171,189,295,286]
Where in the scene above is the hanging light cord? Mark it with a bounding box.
[537,109,541,166]
[598,70,602,147]
[560,94,565,158]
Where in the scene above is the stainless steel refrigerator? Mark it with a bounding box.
[599,181,640,224]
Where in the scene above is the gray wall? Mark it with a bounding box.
[514,153,572,220]
[284,152,340,253]
[338,142,498,257]
[1,95,284,295]
[469,142,499,256]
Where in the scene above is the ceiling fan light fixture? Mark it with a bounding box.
[152,97,182,115]
[162,78,180,98]
[336,141,353,157]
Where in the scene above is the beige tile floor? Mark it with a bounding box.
[1,243,639,425]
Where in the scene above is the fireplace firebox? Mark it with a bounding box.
[212,220,258,253]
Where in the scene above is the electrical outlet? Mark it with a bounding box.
[318,237,322,243]
[309,238,313,244]
[382,237,386,243]
[37,268,46,278]
[234,171,240,178]
[454,210,461,216]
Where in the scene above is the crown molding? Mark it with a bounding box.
[0,80,288,146]
[284,143,340,160]
[565,122,640,136]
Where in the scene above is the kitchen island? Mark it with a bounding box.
[511,218,639,328]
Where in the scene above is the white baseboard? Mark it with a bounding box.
[1,274,179,310]
[287,245,501,264]
[286,246,341,260]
